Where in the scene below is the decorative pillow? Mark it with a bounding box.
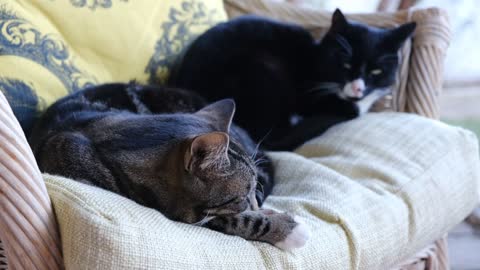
[0,0,227,132]
[45,113,480,270]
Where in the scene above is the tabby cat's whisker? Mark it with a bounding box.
[251,129,271,161]
[254,157,268,166]
[193,210,214,226]
[256,182,265,201]
[251,144,260,161]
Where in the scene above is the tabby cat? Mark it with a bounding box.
[29,82,308,250]
[171,9,416,150]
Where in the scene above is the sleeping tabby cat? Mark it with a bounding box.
[28,82,308,250]
[171,9,416,150]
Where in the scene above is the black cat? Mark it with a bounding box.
[170,9,416,150]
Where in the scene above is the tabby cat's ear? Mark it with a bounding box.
[184,132,230,171]
[195,99,235,133]
[330,9,348,33]
[384,22,417,51]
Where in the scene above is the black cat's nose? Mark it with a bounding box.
[350,79,365,97]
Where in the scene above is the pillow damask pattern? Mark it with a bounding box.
[0,8,98,92]
[0,0,226,133]
[0,7,97,132]
[146,1,221,83]
[66,0,129,10]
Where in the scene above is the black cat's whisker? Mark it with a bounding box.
[304,84,341,96]
[305,87,338,95]
[306,82,341,90]
[312,82,341,87]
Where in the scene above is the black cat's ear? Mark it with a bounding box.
[184,132,229,171]
[330,8,348,33]
[384,22,417,51]
[195,99,235,133]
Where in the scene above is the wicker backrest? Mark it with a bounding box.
[0,3,451,270]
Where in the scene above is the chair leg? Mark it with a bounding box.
[466,206,480,227]
[392,236,450,270]
[0,240,7,270]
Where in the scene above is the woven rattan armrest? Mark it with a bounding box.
[0,91,63,269]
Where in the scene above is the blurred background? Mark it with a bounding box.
[276,0,480,269]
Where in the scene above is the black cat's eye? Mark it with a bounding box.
[370,69,382,75]
[343,63,351,69]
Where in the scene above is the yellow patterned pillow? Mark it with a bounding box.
[0,0,226,132]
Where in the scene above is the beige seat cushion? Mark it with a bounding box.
[45,113,480,270]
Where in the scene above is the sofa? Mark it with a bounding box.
[0,0,478,269]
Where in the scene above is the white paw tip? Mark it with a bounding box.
[275,216,310,251]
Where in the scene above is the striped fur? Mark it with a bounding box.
[28,82,305,249]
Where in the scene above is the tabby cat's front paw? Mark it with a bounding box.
[274,216,310,251]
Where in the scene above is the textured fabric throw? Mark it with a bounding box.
[45,113,480,270]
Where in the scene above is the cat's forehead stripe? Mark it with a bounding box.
[227,145,256,175]
[333,34,352,55]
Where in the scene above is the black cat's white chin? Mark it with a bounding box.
[342,78,366,99]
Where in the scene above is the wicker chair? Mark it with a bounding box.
[0,3,451,269]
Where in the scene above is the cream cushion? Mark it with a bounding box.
[45,113,480,270]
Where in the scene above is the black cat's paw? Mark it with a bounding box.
[344,103,360,118]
